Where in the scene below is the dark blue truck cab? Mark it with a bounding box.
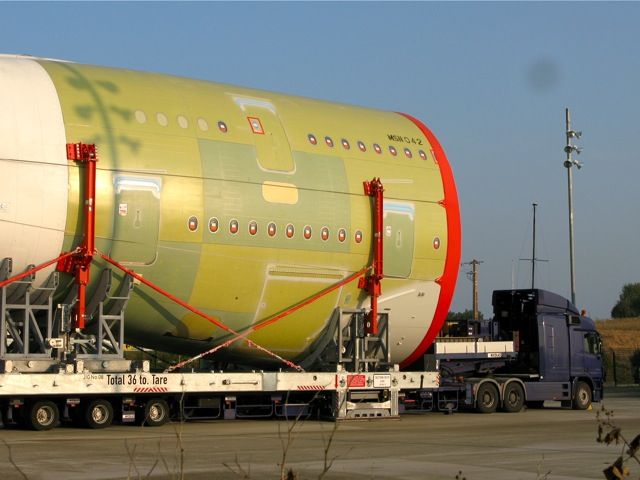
[411,289,604,413]
[491,289,604,410]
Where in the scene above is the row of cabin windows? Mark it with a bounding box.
[133,109,431,161]
[187,216,363,243]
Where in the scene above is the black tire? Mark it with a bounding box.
[476,383,499,414]
[82,399,114,429]
[572,381,592,410]
[502,382,525,413]
[139,398,170,427]
[27,400,59,431]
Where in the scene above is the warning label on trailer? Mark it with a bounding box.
[346,374,366,388]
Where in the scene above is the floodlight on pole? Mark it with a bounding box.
[564,108,582,306]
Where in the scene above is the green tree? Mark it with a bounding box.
[611,283,640,318]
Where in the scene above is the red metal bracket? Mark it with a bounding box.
[362,178,384,335]
[56,143,98,330]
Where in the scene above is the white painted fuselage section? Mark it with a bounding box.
[0,55,67,281]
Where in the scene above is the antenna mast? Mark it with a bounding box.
[519,203,548,289]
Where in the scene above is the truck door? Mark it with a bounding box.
[110,176,161,265]
[571,329,603,380]
[383,202,415,278]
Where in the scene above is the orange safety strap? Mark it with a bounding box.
[166,266,370,372]
[98,250,367,372]
[0,250,78,289]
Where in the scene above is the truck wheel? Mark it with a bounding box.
[139,398,170,427]
[83,399,113,429]
[476,383,499,414]
[502,383,524,413]
[572,381,592,410]
[27,400,59,431]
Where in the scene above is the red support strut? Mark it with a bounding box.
[57,143,98,330]
[361,178,384,335]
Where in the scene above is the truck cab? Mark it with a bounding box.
[492,289,604,409]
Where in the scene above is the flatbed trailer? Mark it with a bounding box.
[0,359,438,430]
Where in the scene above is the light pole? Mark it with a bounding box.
[564,108,582,306]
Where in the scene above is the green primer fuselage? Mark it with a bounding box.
[38,60,452,366]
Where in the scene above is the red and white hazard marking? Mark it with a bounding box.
[133,387,169,393]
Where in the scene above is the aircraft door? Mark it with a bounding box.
[383,202,415,278]
[233,97,295,173]
[110,176,161,265]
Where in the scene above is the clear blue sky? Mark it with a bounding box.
[2,2,638,319]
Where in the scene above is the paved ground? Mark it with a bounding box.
[0,388,638,480]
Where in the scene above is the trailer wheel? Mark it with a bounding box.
[476,383,499,414]
[27,400,59,431]
[502,383,524,413]
[139,398,170,427]
[572,381,592,410]
[83,399,114,429]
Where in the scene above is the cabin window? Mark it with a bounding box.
[286,224,295,238]
[198,118,209,132]
[177,115,189,129]
[584,332,601,355]
[156,112,168,127]
[135,110,147,124]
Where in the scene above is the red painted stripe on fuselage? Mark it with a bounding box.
[397,113,462,369]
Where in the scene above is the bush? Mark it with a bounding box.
[612,283,640,318]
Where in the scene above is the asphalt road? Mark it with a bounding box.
[1,388,638,480]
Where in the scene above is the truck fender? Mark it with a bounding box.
[467,378,501,408]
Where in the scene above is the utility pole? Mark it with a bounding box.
[462,259,483,320]
[564,108,583,306]
[519,203,548,289]
[532,203,537,289]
